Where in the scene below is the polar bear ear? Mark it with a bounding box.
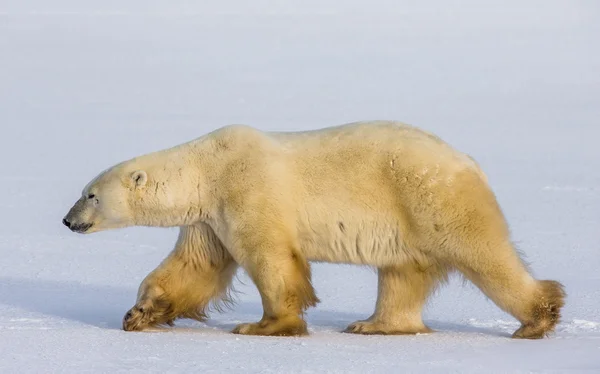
[131,170,148,188]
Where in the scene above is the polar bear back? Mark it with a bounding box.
[269,120,477,177]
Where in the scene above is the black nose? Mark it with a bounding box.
[62,218,71,228]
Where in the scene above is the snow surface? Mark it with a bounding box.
[1,1,599,372]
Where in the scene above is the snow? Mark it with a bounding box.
[1,1,599,372]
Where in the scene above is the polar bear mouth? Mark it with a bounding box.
[69,222,93,233]
[62,216,94,233]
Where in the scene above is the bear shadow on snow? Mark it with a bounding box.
[0,275,363,331]
[0,276,506,337]
[0,276,132,329]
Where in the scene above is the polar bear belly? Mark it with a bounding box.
[297,215,411,267]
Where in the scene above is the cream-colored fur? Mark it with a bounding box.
[63,120,565,338]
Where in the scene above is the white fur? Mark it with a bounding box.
[64,120,565,338]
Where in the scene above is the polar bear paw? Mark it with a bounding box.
[231,315,308,336]
[344,320,433,335]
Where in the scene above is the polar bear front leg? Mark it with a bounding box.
[230,230,319,336]
[345,262,448,335]
[123,224,237,331]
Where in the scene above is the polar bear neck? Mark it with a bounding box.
[124,142,210,227]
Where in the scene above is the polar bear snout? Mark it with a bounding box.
[62,213,93,233]
[63,198,96,233]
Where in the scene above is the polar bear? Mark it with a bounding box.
[63,120,565,339]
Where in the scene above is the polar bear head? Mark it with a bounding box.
[62,155,200,234]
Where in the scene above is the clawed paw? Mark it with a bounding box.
[122,299,176,332]
[512,323,550,339]
[344,320,387,335]
[231,322,259,335]
[344,320,432,335]
[231,316,308,336]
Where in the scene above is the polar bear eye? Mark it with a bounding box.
[87,194,99,204]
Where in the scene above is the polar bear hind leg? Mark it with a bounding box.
[345,261,449,335]
[433,170,566,339]
[453,241,565,339]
